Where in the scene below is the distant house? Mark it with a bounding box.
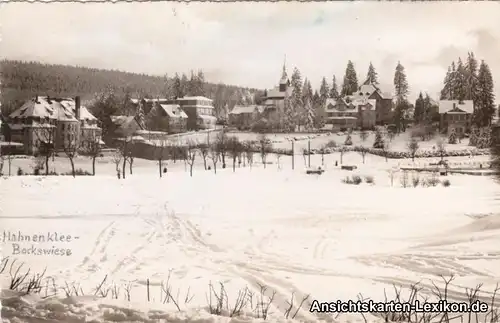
[324,97,376,131]
[147,102,188,133]
[228,105,264,130]
[438,100,474,134]
[346,82,393,125]
[176,96,217,130]
[7,96,102,155]
[325,98,358,131]
[110,115,144,138]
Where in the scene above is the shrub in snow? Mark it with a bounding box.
[425,173,440,187]
[448,130,457,144]
[364,175,374,184]
[373,129,385,149]
[407,138,420,161]
[469,127,479,146]
[344,134,353,146]
[352,175,362,184]
[476,127,492,149]
[17,167,23,176]
[325,139,337,148]
[442,179,451,187]
[341,175,362,185]
[411,172,420,187]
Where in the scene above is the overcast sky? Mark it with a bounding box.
[1,2,499,102]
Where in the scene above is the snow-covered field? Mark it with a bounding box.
[1,154,500,323]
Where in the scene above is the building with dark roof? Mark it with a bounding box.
[6,96,102,155]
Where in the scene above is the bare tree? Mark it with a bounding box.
[198,142,209,170]
[257,134,272,168]
[215,130,228,168]
[153,139,168,178]
[407,137,420,162]
[84,138,102,176]
[118,137,131,179]
[318,145,327,165]
[0,153,4,176]
[35,127,56,176]
[357,146,368,164]
[208,143,219,174]
[243,141,255,169]
[62,126,80,177]
[359,130,369,142]
[185,139,198,177]
[227,136,242,172]
[128,156,134,175]
[381,141,390,162]
[112,151,122,179]
[436,138,446,162]
[301,148,308,167]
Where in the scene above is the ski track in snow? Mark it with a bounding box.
[70,204,500,317]
[3,170,500,319]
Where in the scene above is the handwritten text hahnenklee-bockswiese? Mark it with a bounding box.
[1,230,78,256]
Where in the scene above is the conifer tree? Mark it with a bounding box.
[366,62,379,85]
[454,58,467,102]
[373,128,384,148]
[172,73,184,99]
[329,75,339,99]
[341,61,359,97]
[393,61,410,132]
[464,52,479,102]
[286,67,303,131]
[448,130,457,144]
[312,90,325,129]
[319,77,329,104]
[414,92,425,124]
[476,60,495,127]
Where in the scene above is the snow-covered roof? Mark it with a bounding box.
[158,104,188,118]
[325,98,357,112]
[9,96,97,122]
[111,115,143,135]
[265,86,292,99]
[351,98,377,110]
[438,100,474,114]
[229,105,260,115]
[178,96,213,102]
[59,99,97,121]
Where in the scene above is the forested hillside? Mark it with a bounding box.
[0,60,264,117]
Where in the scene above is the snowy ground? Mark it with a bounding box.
[220,130,473,153]
[1,153,500,323]
[144,129,474,154]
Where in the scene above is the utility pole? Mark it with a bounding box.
[308,140,311,168]
[291,140,294,170]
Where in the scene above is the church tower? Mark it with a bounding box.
[279,56,289,92]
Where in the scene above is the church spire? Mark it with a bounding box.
[280,55,288,84]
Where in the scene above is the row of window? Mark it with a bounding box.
[197,108,214,116]
[446,114,469,121]
[181,100,213,107]
[327,112,357,117]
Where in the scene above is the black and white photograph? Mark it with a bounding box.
[1,1,500,322]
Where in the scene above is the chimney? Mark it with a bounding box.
[453,103,456,110]
[75,96,81,120]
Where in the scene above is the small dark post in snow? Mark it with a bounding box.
[308,140,311,168]
[291,141,294,170]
